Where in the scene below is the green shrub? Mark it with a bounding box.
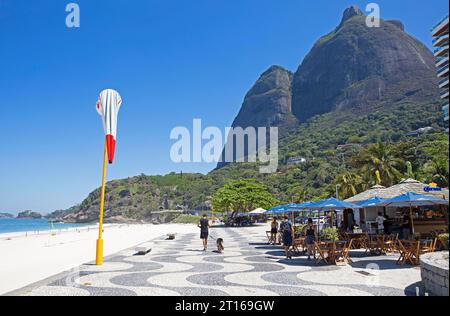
[438,233,449,250]
[321,227,339,241]
[295,225,305,235]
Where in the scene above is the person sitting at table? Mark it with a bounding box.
[304,218,317,261]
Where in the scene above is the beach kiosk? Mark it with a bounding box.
[346,179,449,236]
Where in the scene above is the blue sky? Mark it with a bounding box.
[0,0,448,214]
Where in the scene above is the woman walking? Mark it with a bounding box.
[270,217,279,245]
[304,218,317,260]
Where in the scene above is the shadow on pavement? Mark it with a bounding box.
[350,259,417,270]
[404,281,423,296]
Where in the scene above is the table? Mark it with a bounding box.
[314,240,352,265]
[344,233,367,249]
[292,237,306,254]
[365,235,386,255]
[397,239,437,265]
[397,240,420,265]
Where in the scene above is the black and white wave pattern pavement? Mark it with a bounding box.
[21,226,421,296]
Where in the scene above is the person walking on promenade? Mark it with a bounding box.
[198,214,210,251]
[280,215,294,259]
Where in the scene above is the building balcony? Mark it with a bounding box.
[433,33,449,47]
[439,77,449,89]
[443,103,449,120]
[436,56,449,69]
[434,45,449,57]
[431,15,449,37]
[441,89,449,99]
[437,64,449,78]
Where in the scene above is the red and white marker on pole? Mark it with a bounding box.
[95,89,122,265]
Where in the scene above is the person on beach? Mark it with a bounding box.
[198,214,210,251]
[280,215,294,259]
[270,217,279,245]
[304,218,317,260]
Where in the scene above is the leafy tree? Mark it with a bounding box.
[405,161,415,179]
[333,171,363,200]
[211,179,279,217]
[287,185,311,203]
[352,142,404,187]
[419,157,449,188]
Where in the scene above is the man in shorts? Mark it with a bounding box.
[198,214,210,251]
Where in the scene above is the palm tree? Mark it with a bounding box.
[333,172,363,200]
[420,157,449,188]
[405,161,415,179]
[288,185,310,203]
[352,142,404,187]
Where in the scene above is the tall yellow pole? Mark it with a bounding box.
[96,140,108,265]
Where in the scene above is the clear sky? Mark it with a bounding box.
[0,0,448,214]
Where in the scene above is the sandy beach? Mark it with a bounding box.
[0,223,197,295]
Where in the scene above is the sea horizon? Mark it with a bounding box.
[0,218,88,235]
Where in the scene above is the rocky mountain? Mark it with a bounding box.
[216,5,440,169]
[228,66,298,136]
[16,210,42,219]
[291,5,439,122]
[217,65,299,168]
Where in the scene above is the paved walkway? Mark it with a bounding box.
[16,225,421,296]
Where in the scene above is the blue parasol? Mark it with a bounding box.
[356,197,387,208]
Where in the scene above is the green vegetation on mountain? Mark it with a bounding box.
[48,103,448,223]
[17,210,42,219]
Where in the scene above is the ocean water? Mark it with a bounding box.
[0,218,87,234]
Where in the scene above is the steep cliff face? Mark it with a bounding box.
[216,65,298,168]
[291,6,439,122]
[230,65,297,134]
[217,5,440,169]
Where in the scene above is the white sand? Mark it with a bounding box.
[0,223,197,295]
